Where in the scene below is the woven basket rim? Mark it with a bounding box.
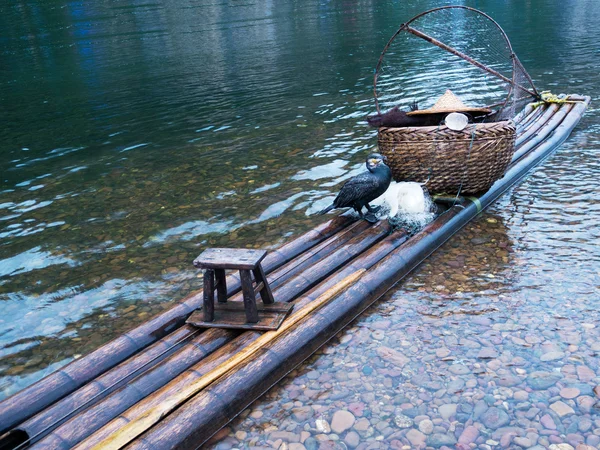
[378,119,514,133]
[379,136,515,143]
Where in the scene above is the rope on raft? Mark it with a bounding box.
[531,91,586,108]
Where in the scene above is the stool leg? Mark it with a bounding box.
[215,269,227,303]
[253,264,274,304]
[240,270,259,323]
[203,269,215,322]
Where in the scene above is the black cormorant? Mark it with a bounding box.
[319,153,392,223]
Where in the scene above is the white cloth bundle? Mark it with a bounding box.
[372,181,429,217]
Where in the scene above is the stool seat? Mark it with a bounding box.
[187,247,292,330]
[193,248,267,270]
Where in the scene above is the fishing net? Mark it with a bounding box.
[373,6,539,121]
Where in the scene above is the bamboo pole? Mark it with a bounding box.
[516,95,587,134]
[69,332,261,450]
[480,97,589,210]
[9,219,366,448]
[2,326,198,448]
[82,270,366,450]
[269,221,390,303]
[238,219,371,295]
[293,230,410,311]
[0,215,354,435]
[515,103,545,130]
[56,92,587,449]
[60,223,387,448]
[515,103,560,146]
[58,92,588,448]
[501,100,590,183]
[513,103,533,125]
[210,221,388,309]
[77,230,413,450]
[511,102,575,163]
[3,219,364,449]
[516,107,547,138]
[13,220,378,449]
[28,328,238,450]
[73,230,409,450]
[117,96,590,450]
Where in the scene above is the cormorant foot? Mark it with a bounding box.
[364,213,378,223]
[367,204,381,214]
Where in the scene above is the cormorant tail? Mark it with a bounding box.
[366,114,383,128]
[318,204,335,215]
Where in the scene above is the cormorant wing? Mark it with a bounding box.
[333,172,381,208]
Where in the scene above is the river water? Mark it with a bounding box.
[1,1,599,447]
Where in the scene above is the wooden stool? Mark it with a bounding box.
[187,248,293,331]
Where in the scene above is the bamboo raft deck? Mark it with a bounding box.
[0,96,590,450]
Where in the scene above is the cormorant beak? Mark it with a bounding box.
[368,158,381,166]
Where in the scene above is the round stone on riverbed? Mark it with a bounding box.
[481,407,510,429]
[330,410,355,434]
[560,387,580,399]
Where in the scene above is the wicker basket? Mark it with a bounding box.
[378,120,516,195]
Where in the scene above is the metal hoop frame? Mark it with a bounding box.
[373,6,539,114]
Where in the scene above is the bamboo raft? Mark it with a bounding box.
[0,96,590,450]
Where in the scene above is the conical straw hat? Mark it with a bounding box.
[406,90,491,116]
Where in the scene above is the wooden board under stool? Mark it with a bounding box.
[186,302,294,331]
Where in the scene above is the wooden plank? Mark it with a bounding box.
[186,302,294,331]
